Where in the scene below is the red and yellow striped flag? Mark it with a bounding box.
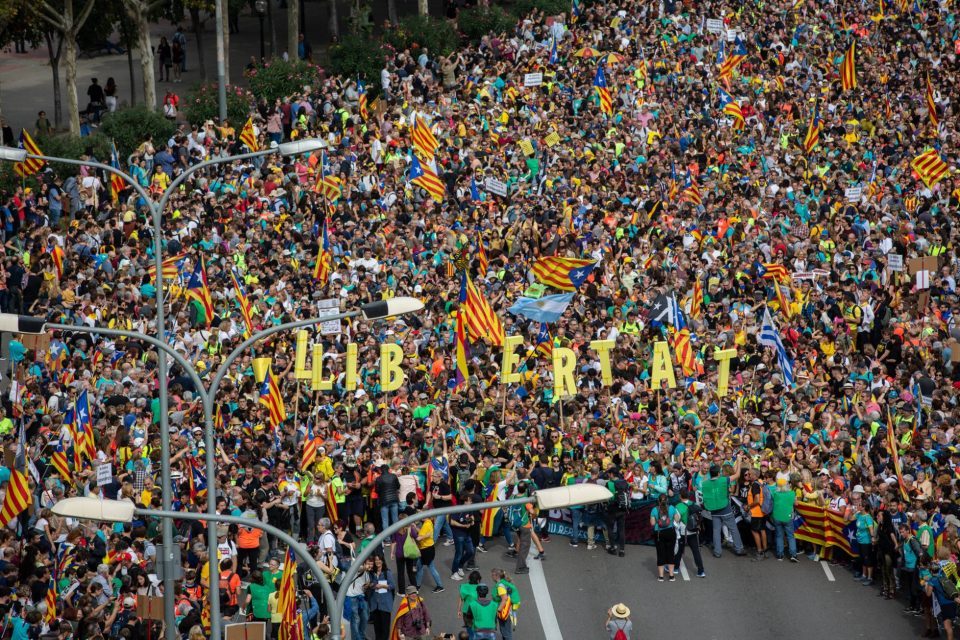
[463,276,504,346]
[389,594,421,640]
[324,480,339,523]
[259,369,287,427]
[240,117,259,151]
[13,130,44,177]
[672,329,697,377]
[840,42,857,91]
[690,277,703,319]
[412,114,439,160]
[0,469,32,527]
[479,484,500,537]
[278,548,304,640]
[301,425,318,472]
[925,74,938,130]
[911,149,950,188]
[477,234,489,276]
[44,579,56,622]
[409,155,445,203]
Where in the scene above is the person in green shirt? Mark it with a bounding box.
[243,570,273,625]
[465,584,500,639]
[458,570,482,628]
[701,461,746,558]
[771,477,798,561]
[491,568,520,640]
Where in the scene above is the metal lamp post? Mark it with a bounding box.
[255,0,267,63]
[2,296,423,640]
[0,140,326,640]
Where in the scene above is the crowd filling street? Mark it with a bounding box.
[1,0,960,638]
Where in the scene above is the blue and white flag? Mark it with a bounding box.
[549,35,559,64]
[650,293,686,329]
[508,293,574,324]
[758,308,794,386]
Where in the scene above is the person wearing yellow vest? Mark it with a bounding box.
[491,568,520,640]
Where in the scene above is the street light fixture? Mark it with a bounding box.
[254,0,267,63]
[277,139,327,156]
[0,147,27,162]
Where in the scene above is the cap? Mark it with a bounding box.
[123,597,136,608]
[852,484,865,494]
[405,585,418,595]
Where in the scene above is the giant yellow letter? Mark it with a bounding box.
[552,347,577,398]
[650,341,677,389]
[344,343,358,391]
[501,335,524,384]
[590,339,615,386]
[380,343,405,392]
[713,348,737,397]
[311,344,334,391]
[295,330,311,379]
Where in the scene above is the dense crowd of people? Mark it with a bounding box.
[2,0,960,638]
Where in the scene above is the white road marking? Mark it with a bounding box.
[821,561,836,582]
[679,560,690,581]
[528,548,563,640]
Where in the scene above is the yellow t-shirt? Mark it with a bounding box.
[417,518,435,550]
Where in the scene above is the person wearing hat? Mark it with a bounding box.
[393,585,432,640]
[605,603,632,639]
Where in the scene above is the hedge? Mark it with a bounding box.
[245,58,325,105]
[183,83,255,127]
[382,15,459,57]
[459,5,517,43]
[100,106,177,160]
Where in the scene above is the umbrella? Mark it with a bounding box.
[604,52,624,63]
[574,47,602,57]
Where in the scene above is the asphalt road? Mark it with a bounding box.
[380,534,924,640]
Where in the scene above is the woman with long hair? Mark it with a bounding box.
[367,554,395,640]
[650,494,678,581]
[876,509,899,599]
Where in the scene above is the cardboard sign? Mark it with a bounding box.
[518,139,535,156]
[136,596,165,621]
[909,255,939,275]
[887,254,904,272]
[845,186,863,202]
[524,73,544,87]
[96,463,113,487]
[225,622,266,640]
[485,177,509,197]
[948,339,960,364]
[17,333,51,353]
[317,299,341,335]
[544,132,561,147]
[706,18,724,33]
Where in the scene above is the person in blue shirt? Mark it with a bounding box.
[649,494,678,582]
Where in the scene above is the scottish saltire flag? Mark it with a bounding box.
[759,308,794,386]
[508,293,574,323]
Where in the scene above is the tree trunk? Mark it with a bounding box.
[126,30,136,106]
[63,30,80,135]
[288,0,298,59]
[267,0,277,59]
[418,0,428,16]
[221,0,230,84]
[190,8,207,81]
[45,31,64,129]
[131,1,156,108]
[387,0,398,25]
[328,0,338,41]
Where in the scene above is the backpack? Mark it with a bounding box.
[611,620,629,640]
[219,570,239,607]
[656,508,670,530]
[932,575,958,607]
[507,504,528,530]
[611,478,630,512]
[686,503,704,533]
[760,485,774,516]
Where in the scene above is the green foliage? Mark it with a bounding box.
[0,163,40,195]
[509,0,570,19]
[182,83,254,127]
[458,6,517,43]
[327,35,385,95]
[35,132,113,177]
[382,15,459,56]
[100,106,177,159]
[245,58,325,104]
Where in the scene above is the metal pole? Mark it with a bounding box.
[214,0,228,122]
[328,497,535,640]
[259,16,265,62]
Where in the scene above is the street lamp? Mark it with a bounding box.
[3,295,423,640]
[255,0,267,62]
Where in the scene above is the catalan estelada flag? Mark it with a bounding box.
[315,152,342,203]
[760,263,791,283]
[278,548,304,640]
[13,129,44,177]
[718,88,744,128]
[49,244,65,280]
[75,390,95,462]
[803,103,822,154]
[301,422,318,472]
[911,149,950,188]
[478,482,500,537]
[240,117,259,151]
[0,469,32,527]
[409,154,445,203]
[185,258,215,326]
[463,276,504,346]
[313,218,332,285]
[719,37,747,80]
[534,322,553,358]
[593,63,613,115]
[452,275,471,393]
[412,114,439,160]
[51,441,71,483]
[840,42,857,91]
[148,253,187,283]
[44,579,56,622]
[681,171,702,206]
[532,256,597,291]
[230,267,255,337]
[259,369,287,427]
[926,74,938,130]
[109,141,126,203]
[358,80,369,120]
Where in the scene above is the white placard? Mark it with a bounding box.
[812,268,831,278]
[726,29,743,42]
[485,177,509,197]
[845,186,863,202]
[917,270,931,290]
[524,72,543,87]
[706,18,724,34]
[887,254,904,272]
[792,271,815,281]
[317,299,341,335]
[96,463,113,487]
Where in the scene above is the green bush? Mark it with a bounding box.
[245,58,325,104]
[100,106,177,160]
[328,35,386,96]
[183,83,254,127]
[0,163,40,194]
[510,0,570,19]
[458,6,517,43]
[382,15,459,56]
[36,132,113,177]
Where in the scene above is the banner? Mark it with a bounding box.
[545,499,656,545]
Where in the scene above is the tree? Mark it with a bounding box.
[0,1,50,125]
[184,0,213,82]
[122,0,167,110]
[32,0,97,135]
[288,0,299,60]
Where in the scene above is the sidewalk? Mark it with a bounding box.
[0,0,432,133]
